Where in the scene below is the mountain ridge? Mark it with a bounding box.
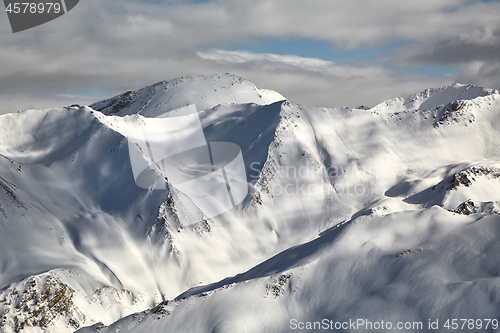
[0,74,499,333]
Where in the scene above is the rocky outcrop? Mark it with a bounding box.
[0,275,83,333]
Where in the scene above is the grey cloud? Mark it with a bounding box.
[0,0,499,114]
[407,28,500,65]
[195,49,453,108]
[455,61,500,90]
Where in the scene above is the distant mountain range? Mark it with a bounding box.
[1,74,499,333]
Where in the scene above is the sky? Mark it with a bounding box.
[0,0,500,114]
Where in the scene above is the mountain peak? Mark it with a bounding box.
[372,82,498,113]
[89,73,285,117]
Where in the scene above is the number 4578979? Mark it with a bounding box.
[5,2,62,14]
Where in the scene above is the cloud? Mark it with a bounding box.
[197,49,385,78]
[195,49,454,108]
[403,27,500,65]
[0,0,499,114]
[454,61,500,90]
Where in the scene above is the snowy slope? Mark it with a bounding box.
[1,74,499,333]
[85,209,500,333]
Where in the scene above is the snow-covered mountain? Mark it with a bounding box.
[0,74,499,333]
